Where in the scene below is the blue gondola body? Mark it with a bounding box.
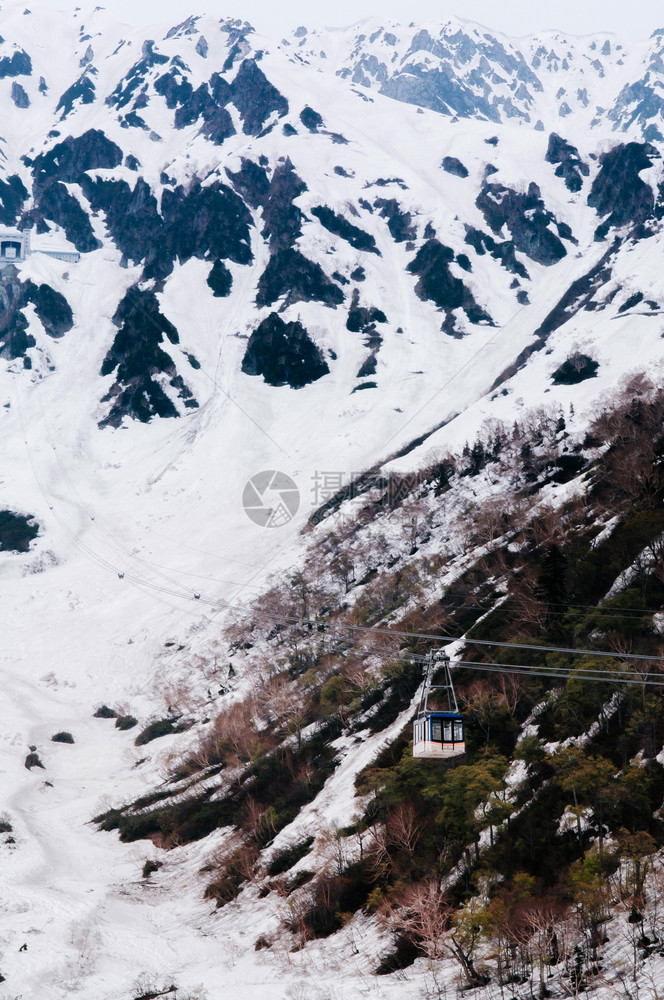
[413,711,465,758]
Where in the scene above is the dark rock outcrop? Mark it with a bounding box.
[156,181,253,279]
[82,176,253,281]
[29,130,123,186]
[0,49,32,78]
[106,40,168,110]
[442,156,469,178]
[261,159,307,252]
[346,289,387,343]
[11,82,29,108]
[475,181,568,265]
[588,142,658,239]
[154,68,193,109]
[99,286,197,427]
[0,510,38,552]
[300,106,324,132]
[241,313,329,388]
[0,175,28,226]
[25,751,45,770]
[464,225,529,279]
[256,249,345,308]
[545,133,589,192]
[311,205,379,254]
[56,73,96,118]
[225,157,270,209]
[0,272,73,359]
[228,158,307,254]
[534,243,616,340]
[490,242,618,388]
[25,130,123,254]
[80,176,161,265]
[408,239,493,334]
[31,181,101,253]
[356,354,378,378]
[29,284,74,339]
[0,269,35,361]
[230,58,288,135]
[207,259,233,297]
[618,291,644,313]
[374,198,417,242]
[156,71,236,144]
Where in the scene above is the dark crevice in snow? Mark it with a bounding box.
[490,241,618,389]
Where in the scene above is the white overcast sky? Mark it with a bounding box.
[23,0,664,41]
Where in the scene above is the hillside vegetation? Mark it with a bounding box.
[98,373,664,997]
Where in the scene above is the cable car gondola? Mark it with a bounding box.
[413,649,465,759]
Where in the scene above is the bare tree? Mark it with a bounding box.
[379,879,454,961]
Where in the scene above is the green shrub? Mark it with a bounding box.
[134,719,178,746]
[514,734,545,766]
[284,869,314,894]
[375,936,422,975]
[267,836,315,875]
[204,843,259,908]
[142,859,163,878]
[51,731,74,744]
[115,714,138,730]
[285,861,374,940]
[94,705,117,718]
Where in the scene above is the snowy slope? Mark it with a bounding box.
[1,3,664,997]
[289,18,664,141]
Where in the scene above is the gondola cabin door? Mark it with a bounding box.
[413,712,465,758]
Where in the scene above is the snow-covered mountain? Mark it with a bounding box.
[3,4,664,998]
[292,19,664,139]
